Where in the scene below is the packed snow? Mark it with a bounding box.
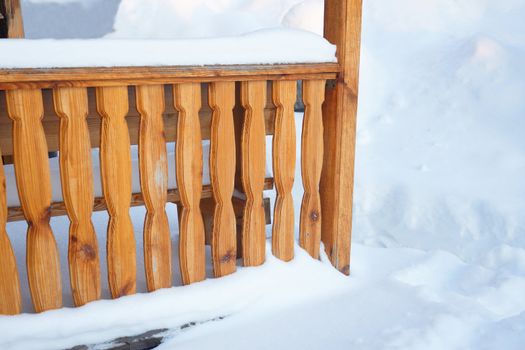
[1,0,525,349]
[0,29,336,69]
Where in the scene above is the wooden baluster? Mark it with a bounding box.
[0,148,22,315]
[240,81,267,266]
[174,83,206,284]
[54,87,101,306]
[300,80,325,259]
[208,82,237,277]
[271,81,297,261]
[96,86,136,298]
[136,85,171,291]
[6,89,62,312]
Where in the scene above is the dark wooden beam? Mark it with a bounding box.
[0,0,25,38]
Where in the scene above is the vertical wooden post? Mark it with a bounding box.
[0,147,22,315]
[96,86,136,298]
[6,89,62,312]
[0,0,24,38]
[321,0,362,275]
[300,80,325,259]
[208,82,237,277]
[136,85,172,291]
[54,87,101,306]
[272,81,297,262]
[240,81,267,267]
[174,83,206,285]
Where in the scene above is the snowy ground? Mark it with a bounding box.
[1,0,525,349]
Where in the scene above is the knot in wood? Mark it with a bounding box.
[220,249,236,264]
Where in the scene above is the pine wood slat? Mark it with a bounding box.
[208,82,237,277]
[174,83,206,284]
[240,81,267,266]
[0,148,22,315]
[0,63,339,90]
[136,85,172,291]
[300,80,326,259]
[54,87,101,306]
[271,81,297,261]
[96,86,136,298]
[320,0,362,275]
[5,88,62,312]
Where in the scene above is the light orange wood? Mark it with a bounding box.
[5,88,62,312]
[208,82,237,277]
[174,83,206,284]
[240,81,267,266]
[136,85,171,291]
[300,80,325,259]
[0,64,339,90]
[0,87,277,158]
[96,86,136,298]
[54,87,101,306]
[0,0,25,38]
[8,177,275,222]
[321,0,362,275]
[0,148,22,315]
[271,81,297,261]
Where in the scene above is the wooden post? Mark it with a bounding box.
[320,0,362,275]
[0,0,24,38]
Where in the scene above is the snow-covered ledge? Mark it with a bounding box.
[0,28,336,69]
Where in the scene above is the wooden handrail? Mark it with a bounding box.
[0,63,340,90]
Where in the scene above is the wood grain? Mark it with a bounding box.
[208,82,237,277]
[300,80,325,259]
[8,178,275,222]
[240,81,267,266]
[54,87,101,306]
[174,83,206,284]
[96,86,136,298]
[271,81,297,262]
[5,88,62,312]
[0,64,339,90]
[0,87,277,157]
[321,0,362,275]
[136,85,171,291]
[0,148,22,315]
[0,0,24,38]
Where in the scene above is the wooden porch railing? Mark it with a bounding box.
[0,0,362,315]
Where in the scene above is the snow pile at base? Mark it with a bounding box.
[0,240,348,350]
[0,28,335,68]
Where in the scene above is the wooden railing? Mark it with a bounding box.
[0,63,340,314]
[1,0,362,316]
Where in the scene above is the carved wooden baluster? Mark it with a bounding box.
[208,82,237,277]
[174,83,206,284]
[136,85,171,291]
[240,81,267,266]
[54,87,101,306]
[6,89,62,312]
[300,80,326,259]
[96,86,136,298]
[0,148,22,315]
[271,81,297,261]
